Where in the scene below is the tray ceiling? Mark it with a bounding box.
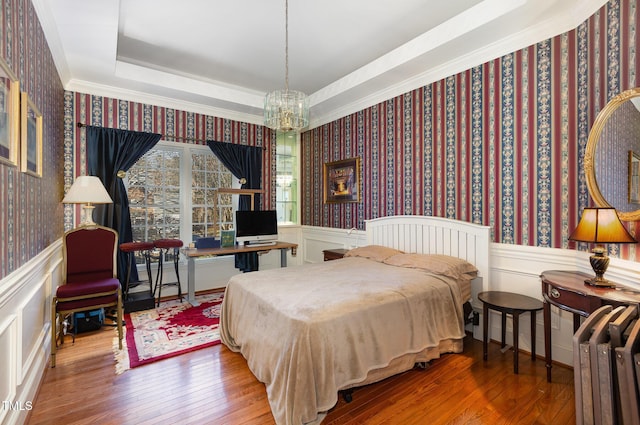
[34,0,607,127]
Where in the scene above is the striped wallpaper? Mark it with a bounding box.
[301,0,640,261]
[2,0,639,279]
[63,92,276,230]
[0,0,64,278]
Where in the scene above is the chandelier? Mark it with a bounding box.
[264,0,309,132]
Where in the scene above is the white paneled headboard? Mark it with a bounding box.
[366,215,492,295]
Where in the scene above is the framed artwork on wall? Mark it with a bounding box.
[20,92,43,177]
[0,58,20,167]
[324,157,361,204]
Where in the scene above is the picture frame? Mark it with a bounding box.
[324,157,361,203]
[20,92,43,177]
[0,57,20,167]
[629,150,640,204]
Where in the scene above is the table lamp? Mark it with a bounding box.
[568,207,636,287]
[62,176,113,226]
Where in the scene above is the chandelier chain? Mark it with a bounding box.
[284,0,289,92]
[263,0,309,131]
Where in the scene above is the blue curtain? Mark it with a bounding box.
[207,141,263,272]
[86,126,162,285]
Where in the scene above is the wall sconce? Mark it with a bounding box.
[569,207,637,287]
[62,176,113,226]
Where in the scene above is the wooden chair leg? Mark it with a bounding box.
[117,290,123,349]
[50,298,57,368]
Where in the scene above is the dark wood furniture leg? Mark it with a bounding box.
[513,311,520,374]
[530,310,537,361]
[544,300,552,382]
[501,311,507,349]
[482,302,489,361]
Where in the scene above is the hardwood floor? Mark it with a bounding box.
[28,326,575,425]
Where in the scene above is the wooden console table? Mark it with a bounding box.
[182,241,298,306]
[541,270,640,382]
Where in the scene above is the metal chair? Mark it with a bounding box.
[119,241,155,312]
[152,239,184,306]
[119,241,154,297]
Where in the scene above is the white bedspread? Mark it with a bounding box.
[220,256,468,425]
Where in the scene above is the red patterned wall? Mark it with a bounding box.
[63,93,276,229]
[0,0,65,278]
[301,0,640,262]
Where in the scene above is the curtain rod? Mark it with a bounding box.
[77,122,267,148]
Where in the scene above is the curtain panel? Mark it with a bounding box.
[86,126,162,285]
[207,141,264,272]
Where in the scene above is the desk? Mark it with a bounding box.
[182,241,298,306]
[541,270,640,382]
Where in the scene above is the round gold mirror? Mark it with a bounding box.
[585,87,640,221]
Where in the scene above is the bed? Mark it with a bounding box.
[220,215,491,425]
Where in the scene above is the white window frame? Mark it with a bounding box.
[276,131,301,226]
[127,140,238,246]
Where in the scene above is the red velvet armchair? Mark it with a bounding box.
[51,225,123,367]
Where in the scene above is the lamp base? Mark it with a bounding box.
[585,247,615,288]
[583,276,616,288]
[79,204,97,227]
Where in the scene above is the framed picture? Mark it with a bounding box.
[0,58,20,167]
[324,157,361,203]
[20,92,43,177]
[629,150,640,204]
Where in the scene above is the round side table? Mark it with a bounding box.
[478,291,544,374]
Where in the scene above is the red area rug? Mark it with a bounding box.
[114,292,224,373]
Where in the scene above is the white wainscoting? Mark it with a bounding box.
[5,226,640,423]
[0,240,62,425]
[481,243,640,367]
[301,225,367,263]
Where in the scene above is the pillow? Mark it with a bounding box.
[383,253,478,281]
[344,245,404,262]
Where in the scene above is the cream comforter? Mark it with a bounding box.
[220,256,469,425]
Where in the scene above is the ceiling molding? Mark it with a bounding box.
[308,0,610,128]
[35,0,610,131]
[66,79,265,126]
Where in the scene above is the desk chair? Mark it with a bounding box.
[51,225,123,367]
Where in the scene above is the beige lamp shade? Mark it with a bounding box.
[62,176,112,226]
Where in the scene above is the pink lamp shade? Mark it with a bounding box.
[569,207,636,287]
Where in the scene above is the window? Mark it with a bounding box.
[127,141,234,244]
[191,151,234,237]
[276,131,299,224]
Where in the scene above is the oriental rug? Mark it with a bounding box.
[114,291,224,374]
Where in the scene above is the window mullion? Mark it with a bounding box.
[180,146,192,245]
